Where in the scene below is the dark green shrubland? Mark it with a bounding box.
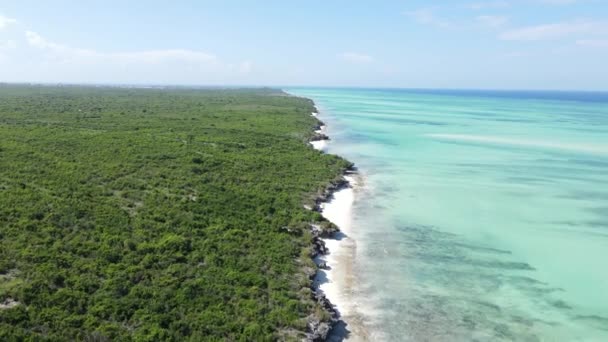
[0,85,349,340]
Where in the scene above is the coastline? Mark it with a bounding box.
[291,88,608,341]
[307,107,365,341]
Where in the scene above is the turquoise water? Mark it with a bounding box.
[288,88,608,341]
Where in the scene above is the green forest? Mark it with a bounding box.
[0,85,350,341]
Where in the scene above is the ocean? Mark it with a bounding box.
[288,88,608,341]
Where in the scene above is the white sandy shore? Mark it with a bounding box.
[310,140,328,151]
[315,175,357,316]
[309,120,365,340]
[309,125,328,151]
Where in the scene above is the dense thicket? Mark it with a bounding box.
[0,85,350,340]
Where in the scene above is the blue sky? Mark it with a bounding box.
[1,0,607,90]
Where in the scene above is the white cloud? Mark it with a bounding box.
[405,8,452,28]
[339,52,373,64]
[576,39,608,47]
[25,31,218,64]
[7,30,255,84]
[538,0,578,4]
[26,31,76,51]
[468,1,510,10]
[476,15,508,28]
[476,0,579,7]
[500,19,608,41]
[114,50,218,65]
[0,14,17,29]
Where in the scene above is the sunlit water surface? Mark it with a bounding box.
[288,88,608,341]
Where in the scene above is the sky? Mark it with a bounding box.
[1,0,607,90]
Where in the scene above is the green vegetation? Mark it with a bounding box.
[0,85,350,340]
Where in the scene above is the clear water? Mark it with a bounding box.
[288,88,608,341]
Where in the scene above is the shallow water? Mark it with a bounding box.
[288,88,608,341]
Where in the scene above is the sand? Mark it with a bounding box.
[309,122,367,340]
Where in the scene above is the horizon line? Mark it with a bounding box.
[1,81,607,94]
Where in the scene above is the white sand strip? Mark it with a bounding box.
[310,125,328,151]
[315,175,357,319]
[308,108,364,339]
[310,140,328,151]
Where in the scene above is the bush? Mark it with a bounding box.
[0,85,349,340]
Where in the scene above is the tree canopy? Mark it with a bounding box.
[0,85,349,341]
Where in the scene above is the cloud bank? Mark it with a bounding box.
[1,25,254,84]
[0,15,17,29]
[500,19,608,41]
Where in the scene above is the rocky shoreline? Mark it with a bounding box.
[310,121,330,142]
[305,109,356,342]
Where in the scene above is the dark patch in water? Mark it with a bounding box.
[472,300,502,312]
[586,207,608,218]
[375,88,608,103]
[566,158,608,168]
[492,117,539,124]
[505,176,554,185]
[493,323,515,340]
[574,315,608,331]
[452,242,512,255]
[370,116,447,126]
[549,221,608,236]
[396,223,458,238]
[507,275,547,286]
[509,315,535,328]
[368,221,600,340]
[551,300,572,310]
[585,220,608,228]
[342,132,399,146]
[475,260,535,271]
[558,190,608,201]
